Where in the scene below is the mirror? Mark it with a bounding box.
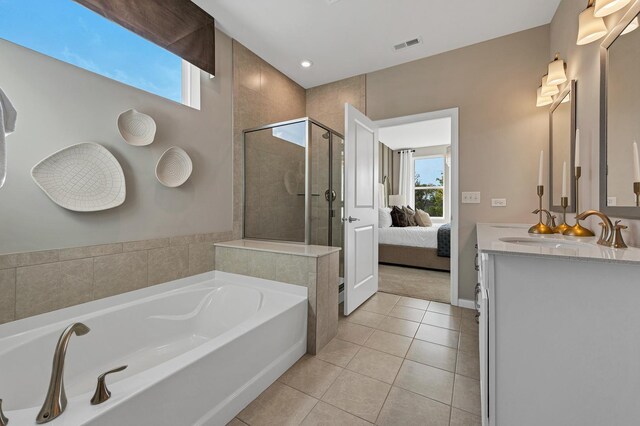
[600,3,640,217]
[549,80,576,213]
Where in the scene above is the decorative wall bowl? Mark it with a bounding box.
[155,147,193,187]
[117,109,156,146]
[31,143,126,212]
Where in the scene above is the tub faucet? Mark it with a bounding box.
[575,210,614,246]
[0,399,8,426]
[36,323,90,424]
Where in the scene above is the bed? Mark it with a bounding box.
[378,224,451,271]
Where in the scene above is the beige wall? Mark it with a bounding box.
[306,75,366,135]
[232,41,307,238]
[550,0,640,243]
[367,26,551,300]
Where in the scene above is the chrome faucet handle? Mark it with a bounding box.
[91,365,127,405]
[612,220,628,249]
[0,399,9,426]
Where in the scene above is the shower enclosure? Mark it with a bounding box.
[243,118,344,270]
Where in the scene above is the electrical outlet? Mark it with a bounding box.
[491,198,507,207]
[462,192,481,204]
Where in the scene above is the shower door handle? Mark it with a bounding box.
[342,216,360,223]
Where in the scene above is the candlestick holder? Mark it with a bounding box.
[529,185,554,234]
[563,166,595,237]
[635,182,640,207]
[554,196,571,234]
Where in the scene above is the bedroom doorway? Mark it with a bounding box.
[375,108,459,306]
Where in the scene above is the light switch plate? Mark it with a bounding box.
[491,198,507,207]
[608,197,617,206]
[462,192,481,204]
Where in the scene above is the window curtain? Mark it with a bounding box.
[398,150,414,207]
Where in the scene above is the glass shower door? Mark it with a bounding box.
[309,123,330,246]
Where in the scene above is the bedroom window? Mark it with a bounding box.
[414,156,445,218]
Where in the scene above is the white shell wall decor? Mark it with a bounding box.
[155,147,193,188]
[117,109,156,146]
[31,143,126,212]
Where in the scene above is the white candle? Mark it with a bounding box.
[633,141,640,182]
[562,161,567,197]
[575,129,581,169]
[538,150,544,186]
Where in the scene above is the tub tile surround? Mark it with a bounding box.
[232,292,480,426]
[0,231,234,324]
[215,241,340,354]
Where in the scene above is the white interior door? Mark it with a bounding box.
[343,104,379,315]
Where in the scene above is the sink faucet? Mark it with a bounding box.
[575,210,614,246]
[36,323,90,424]
[532,209,555,228]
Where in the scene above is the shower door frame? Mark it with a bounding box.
[242,117,344,246]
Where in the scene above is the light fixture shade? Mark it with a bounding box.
[537,87,553,107]
[577,6,608,45]
[541,75,560,97]
[621,17,639,35]
[547,56,567,86]
[594,0,632,17]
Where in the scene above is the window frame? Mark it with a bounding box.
[413,154,447,220]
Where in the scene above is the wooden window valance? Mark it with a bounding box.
[73,0,215,76]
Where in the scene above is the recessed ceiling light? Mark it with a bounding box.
[300,60,313,68]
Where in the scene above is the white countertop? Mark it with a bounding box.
[477,223,640,264]
[214,240,341,258]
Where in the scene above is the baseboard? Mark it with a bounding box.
[456,298,475,309]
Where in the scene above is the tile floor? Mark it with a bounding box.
[378,265,451,303]
[230,292,481,426]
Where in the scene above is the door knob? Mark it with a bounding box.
[342,216,360,223]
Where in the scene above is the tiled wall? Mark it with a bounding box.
[215,246,339,354]
[0,231,233,324]
[306,75,367,135]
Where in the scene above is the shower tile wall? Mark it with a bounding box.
[233,41,306,238]
[306,75,366,135]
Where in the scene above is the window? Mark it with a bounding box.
[414,156,445,218]
[0,0,198,107]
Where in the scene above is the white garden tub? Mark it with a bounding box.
[0,271,307,425]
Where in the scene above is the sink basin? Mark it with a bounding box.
[498,237,591,249]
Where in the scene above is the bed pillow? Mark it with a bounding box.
[415,209,433,227]
[403,206,418,226]
[391,206,409,227]
[378,207,393,228]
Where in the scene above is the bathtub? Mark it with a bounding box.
[0,271,307,425]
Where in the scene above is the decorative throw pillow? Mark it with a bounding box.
[391,206,409,227]
[378,207,393,228]
[415,209,433,227]
[403,206,418,227]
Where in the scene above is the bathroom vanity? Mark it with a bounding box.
[476,223,640,426]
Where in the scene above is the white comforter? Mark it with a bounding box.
[378,224,443,248]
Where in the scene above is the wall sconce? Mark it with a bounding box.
[547,53,567,86]
[541,75,559,97]
[594,0,632,17]
[577,0,608,45]
[537,87,553,107]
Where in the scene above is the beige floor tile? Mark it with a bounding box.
[415,324,460,348]
[428,301,461,317]
[460,317,479,336]
[345,309,386,328]
[316,338,360,367]
[371,292,401,304]
[279,355,343,398]
[459,307,477,320]
[363,330,412,357]
[394,360,455,405]
[396,296,430,310]
[450,407,482,426]
[458,332,479,356]
[337,321,375,345]
[406,339,458,372]
[388,305,426,322]
[360,297,397,315]
[321,370,391,423]
[455,351,480,380]
[301,401,372,425]
[376,386,450,426]
[376,316,420,338]
[379,265,450,303]
[238,382,317,426]
[346,347,403,384]
[452,374,481,416]
[422,312,462,331]
[226,418,248,426]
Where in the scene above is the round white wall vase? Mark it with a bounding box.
[117,109,156,146]
[155,147,193,187]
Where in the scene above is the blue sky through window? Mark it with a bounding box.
[0,0,182,103]
[415,157,444,187]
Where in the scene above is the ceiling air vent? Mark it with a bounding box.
[393,37,422,51]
